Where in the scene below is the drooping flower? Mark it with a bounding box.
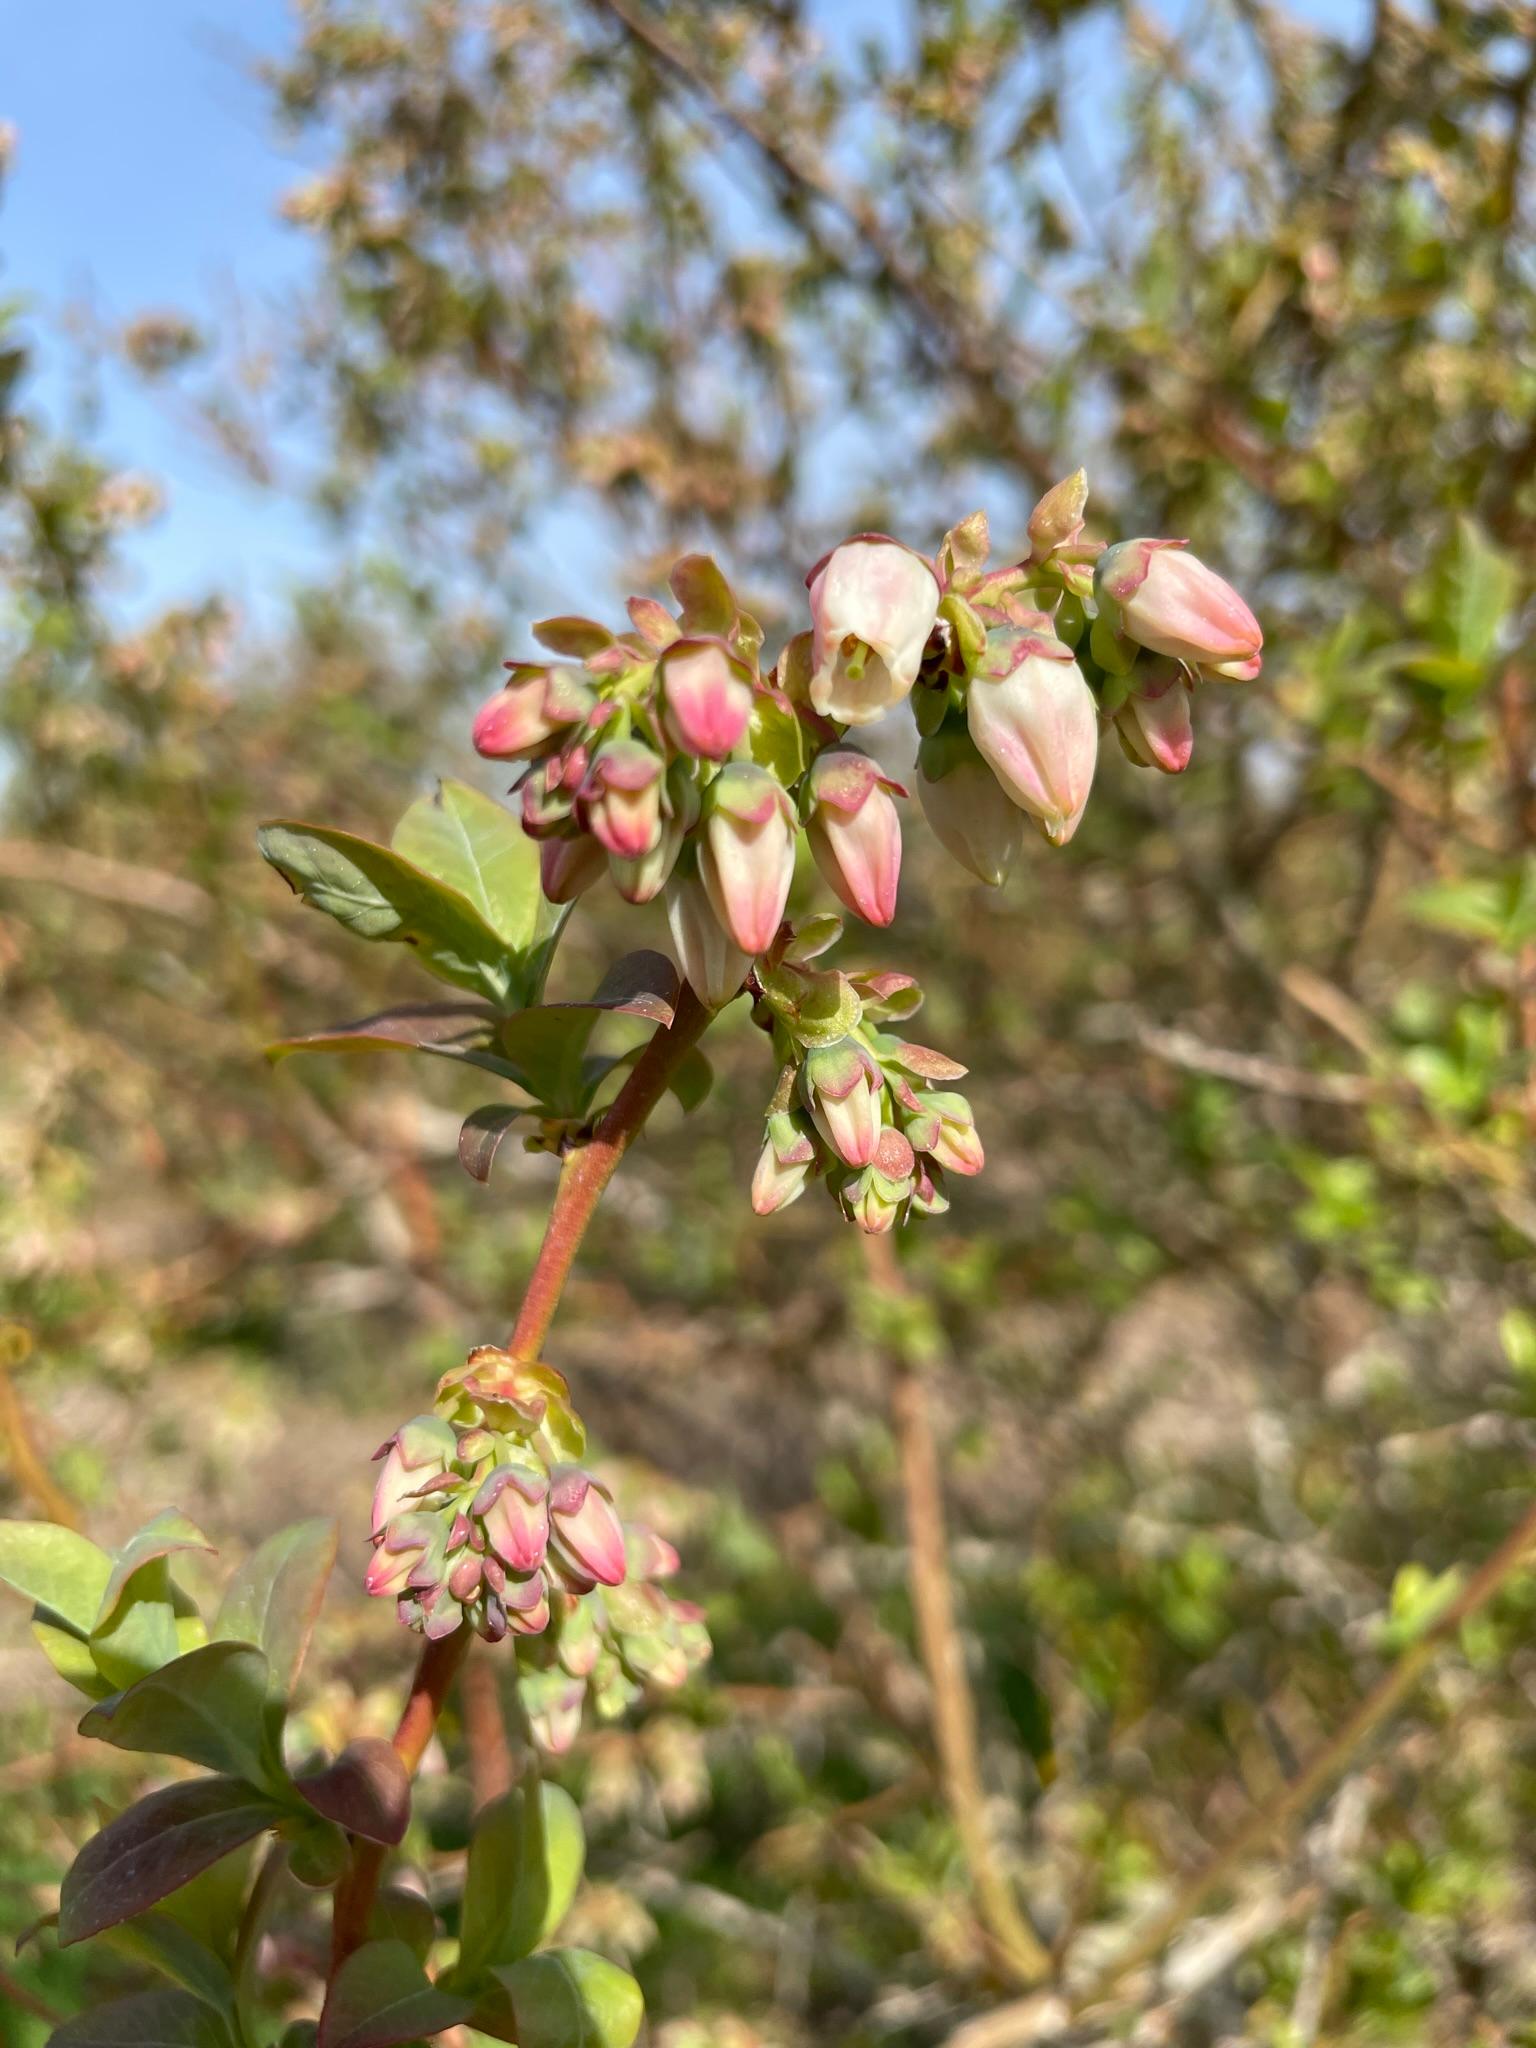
[580,740,665,860]
[804,747,905,927]
[1095,539,1262,680]
[698,762,798,955]
[807,537,941,725]
[751,1109,820,1214]
[966,628,1098,846]
[800,1038,885,1170]
[841,1126,916,1234]
[666,866,751,1009]
[540,832,607,904]
[659,637,754,759]
[1114,669,1194,774]
[903,1089,984,1176]
[547,1468,629,1588]
[472,665,594,761]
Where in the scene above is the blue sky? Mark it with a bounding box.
[2,0,319,618]
[2,0,1367,628]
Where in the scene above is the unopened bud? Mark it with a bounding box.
[805,747,904,927]
[966,629,1098,846]
[751,1109,819,1214]
[659,637,754,758]
[916,726,1023,887]
[548,1469,629,1588]
[1095,539,1262,680]
[1114,669,1194,774]
[801,1040,884,1170]
[699,763,797,956]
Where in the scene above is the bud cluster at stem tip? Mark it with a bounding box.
[468,474,1260,1229]
[366,1346,707,1749]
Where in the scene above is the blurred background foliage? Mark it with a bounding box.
[5,1,1536,2043]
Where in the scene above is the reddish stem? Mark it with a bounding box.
[327,982,711,1981]
[509,981,710,1358]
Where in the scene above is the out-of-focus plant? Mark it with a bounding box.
[1,462,1264,2043]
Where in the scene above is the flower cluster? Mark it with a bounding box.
[366,1346,707,1743]
[471,472,1260,1230]
[745,918,980,1233]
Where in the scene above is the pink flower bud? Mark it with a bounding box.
[801,1039,884,1170]
[807,536,941,725]
[1115,670,1194,774]
[916,728,1023,888]
[548,1468,629,1588]
[580,740,664,859]
[364,1539,420,1600]
[540,832,608,904]
[910,1157,950,1217]
[1095,540,1262,680]
[966,630,1098,847]
[905,1089,984,1176]
[609,815,683,905]
[751,1109,819,1214]
[473,1463,550,1573]
[699,762,798,956]
[473,665,593,760]
[843,1127,916,1234]
[370,1415,457,1538]
[659,637,754,758]
[805,747,904,927]
[666,868,751,1009]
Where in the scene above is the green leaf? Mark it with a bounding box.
[215,1518,337,1701]
[317,1940,472,2048]
[258,820,522,1006]
[484,1951,642,2048]
[59,1778,282,1946]
[492,953,678,1119]
[49,1988,234,2048]
[392,780,548,960]
[1427,516,1517,668]
[665,1046,713,1114]
[0,1521,111,1633]
[457,1782,585,1982]
[368,1886,438,1963]
[80,1641,287,1794]
[99,1513,213,1626]
[33,1617,114,1698]
[747,690,809,786]
[667,554,734,636]
[266,1002,527,1082]
[100,1913,236,2016]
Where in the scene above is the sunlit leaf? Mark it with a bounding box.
[479,1951,642,2048]
[317,1939,471,2048]
[80,1642,287,1793]
[214,1518,337,1701]
[456,1781,585,1983]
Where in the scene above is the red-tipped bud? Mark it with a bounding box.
[579,739,664,859]
[843,1126,916,1234]
[473,1464,550,1574]
[1095,540,1262,680]
[666,867,751,1009]
[805,747,904,927]
[967,629,1098,847]
[548,1468,629,1588]
[540,832,608,904]
[699,763,798,956]
[904,1089,984,1176]
[473,666,593,760]
[659,637,754,758]
[801,1039,884,1170]
[1115,669,1194,774]
[370,1415,457,1539]
[751,1109,819,1214]
[807,537,941,725]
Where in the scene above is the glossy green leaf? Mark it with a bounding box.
[99,1512,213,1624]
[49,1988,234,2048]
[90,1561,182,1692]
[317,1939,472,2048]
[258,820,522,1006]
[80,1641,287,1793]
[457,1781,585,1982]
[214,1517,337,1701]
[0,1520,111,1633]
[368,1885,438,1963]
[491,952,678,1118]
[59,1778,282,1946]
[484,1951,642,2048]
[391,779,547,957]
